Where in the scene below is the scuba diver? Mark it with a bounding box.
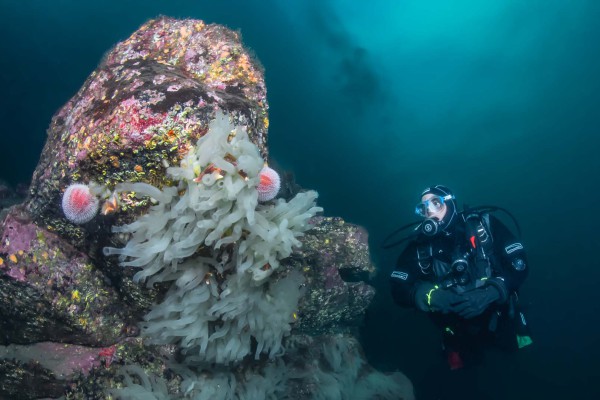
[388,185,532,370]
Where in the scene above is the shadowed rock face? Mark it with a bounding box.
[0,17,410,400]
[287,216,376,335]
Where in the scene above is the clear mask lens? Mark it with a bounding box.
[415,195,450,217]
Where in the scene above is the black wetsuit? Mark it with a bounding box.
[390,213,530,364]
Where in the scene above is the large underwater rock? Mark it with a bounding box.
[0,17,413,399]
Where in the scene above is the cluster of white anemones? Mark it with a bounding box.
[100,111,322,364]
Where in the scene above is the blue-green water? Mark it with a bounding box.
[1,1,599,398]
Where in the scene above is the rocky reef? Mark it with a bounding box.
[0,17,413,399]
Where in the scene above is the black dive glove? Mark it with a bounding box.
[452,286,500,319]
[414,283,464,314]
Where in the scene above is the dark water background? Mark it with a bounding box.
[1,1,599,399]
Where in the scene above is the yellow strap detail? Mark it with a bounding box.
[426,285,439,306]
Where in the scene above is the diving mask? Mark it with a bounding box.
[415,194,454,217]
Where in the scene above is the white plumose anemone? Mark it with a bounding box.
[104,112,322,364]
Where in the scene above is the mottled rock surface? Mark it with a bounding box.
[289,216,376,335]
[0,17,411,400]
[26,17,269,243]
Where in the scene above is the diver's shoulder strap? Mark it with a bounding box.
[464,212,493,251]
[463,211,497,278]
[482,213,491,234]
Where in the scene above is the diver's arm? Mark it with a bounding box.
[487,215,529,302]
[390,241,425,308]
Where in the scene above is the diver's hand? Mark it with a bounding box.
[414,284,465,314]
[452,287,500,319]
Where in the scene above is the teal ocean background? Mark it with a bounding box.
[1,1,599,398]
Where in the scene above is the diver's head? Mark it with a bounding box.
[416,185,458,236]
